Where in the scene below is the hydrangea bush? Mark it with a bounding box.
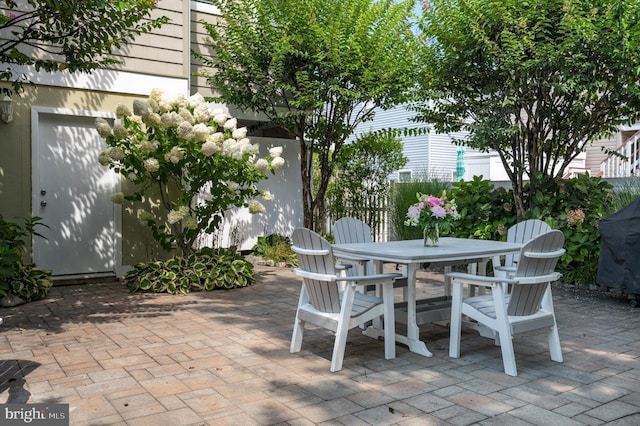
[96,89,284,257]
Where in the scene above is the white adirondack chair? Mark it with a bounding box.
[493,219,552,279]
[447,230,565,376]
[290,227,400,372]
[333,217,408,294]
[333,217,376,276]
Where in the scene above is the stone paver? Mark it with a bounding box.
[1,265,640,425]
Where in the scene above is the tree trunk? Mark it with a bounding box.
[299,135,314,230]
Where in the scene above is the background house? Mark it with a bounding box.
[0,1,302,281]
[358,106,639,185]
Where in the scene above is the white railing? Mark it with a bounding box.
[600,131,640,177]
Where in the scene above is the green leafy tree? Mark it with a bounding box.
[0,0,168,94]
[414,0,640,215]
[329,132,407,233]
[195,0,420,232]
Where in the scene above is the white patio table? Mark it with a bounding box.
[332,237,522,357]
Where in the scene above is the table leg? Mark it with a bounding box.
[362,261,433,357]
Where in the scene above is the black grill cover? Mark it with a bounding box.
[597,197,640,293]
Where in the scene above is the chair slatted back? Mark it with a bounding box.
[505,219,552,268]
[508,230,565,316]
[333,217,373,245]
[333,218,374,276]
[291,228,341,314]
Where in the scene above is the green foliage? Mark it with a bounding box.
[414,0,640,215]
[0,216,52,301]
[448,176,517,240]
[8,264,53,302]
[0,0,168,94]
[448,175,614,287]
[389,176,451,240]
[535,174,614,286]
[251,234,297,267]
[126,247,254,294]
[329,132,407,231]
[196,0,421,231]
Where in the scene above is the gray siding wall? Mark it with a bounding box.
[109,0,190,79]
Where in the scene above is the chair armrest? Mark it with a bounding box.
[338,273,402,286]
[524,249,566,258]
[335,263,353,272]
[445,272,516,288]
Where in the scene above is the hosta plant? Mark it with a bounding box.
[0,216,52,303]
[126,247,254,294]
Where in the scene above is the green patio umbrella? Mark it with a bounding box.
[456,146,465,181]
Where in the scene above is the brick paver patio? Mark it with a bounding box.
[1,265,639,425]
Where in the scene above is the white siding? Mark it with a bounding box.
[352,105,470,182]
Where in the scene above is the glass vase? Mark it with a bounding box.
[423,223,439,247]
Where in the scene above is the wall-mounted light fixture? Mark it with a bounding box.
[1,95,15,123]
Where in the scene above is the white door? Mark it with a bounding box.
[32,109,119,278]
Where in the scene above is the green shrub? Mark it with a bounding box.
[444,174,614,287]
[126,247,254,294]
[448,176,517,240]
[251,234,297,267]
[0,216,52,302]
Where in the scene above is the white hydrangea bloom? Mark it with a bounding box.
[269,146,283,158]
[143,112,162,127]
[261,191,273,201]
[186,93,205,109]
[98,151,111,166]
[201,140,219,157]
[127,172,137,182]
[144,158,160,173]
[191,123,211,142]
[179,108,195,124]
[148,98,159,112]
[109,147,126,161]
[248,200,266,214]
[95,118,112,137]
[150,88,163,104]
[223,117,237,130]
[227,181,239,191]
[231,145,244,161]
[222,138,236,157]
[213,112,229,126]
[254,158,269,173]
[210,132,224,143]
[246,143,260,157]
[193,104,211,123]
[133,99,151,116]
[113,124,128,139]
[271,156,285,170]
[139,140,159,154]
[115,104,131,119]
[167,209,182,224]
[176,121,193,140]
[232,127,247,139]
